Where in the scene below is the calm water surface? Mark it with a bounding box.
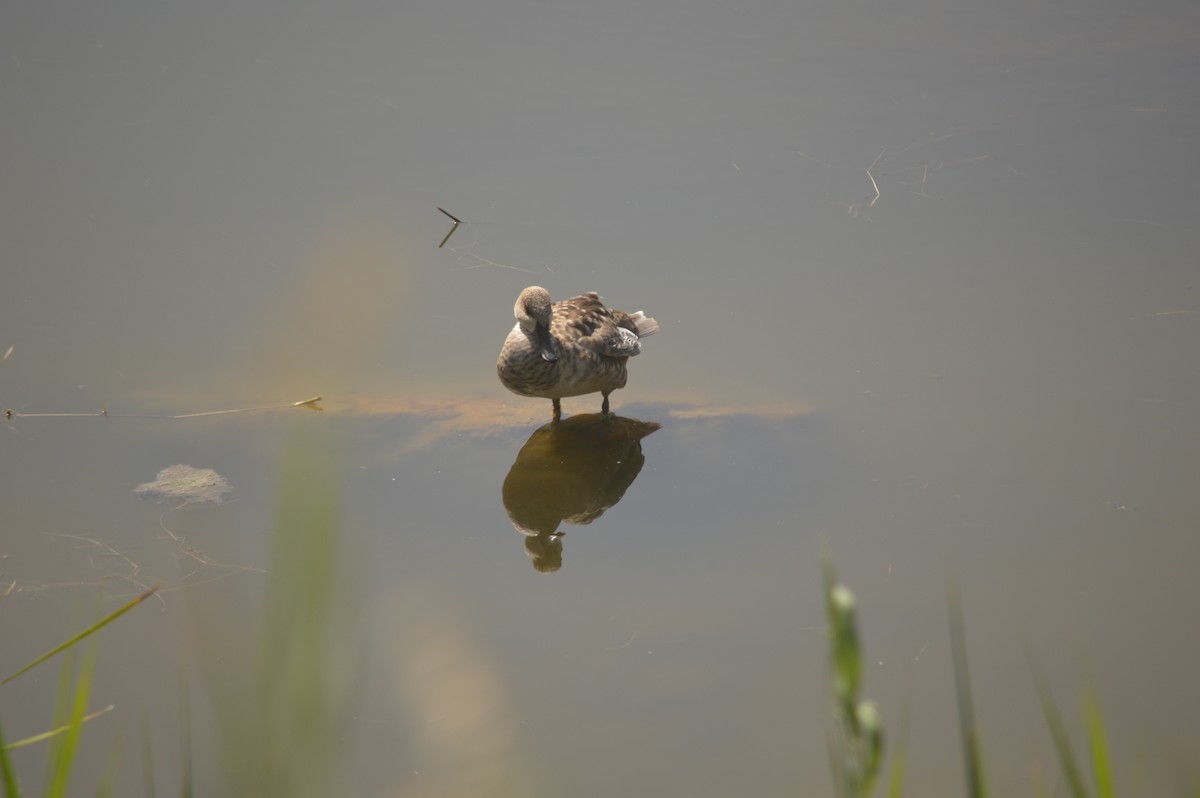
[2,0,1198,795]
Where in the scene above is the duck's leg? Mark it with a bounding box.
[552,398,562,420]
[601,392,611,418]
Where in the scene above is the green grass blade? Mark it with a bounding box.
[0,718,21,798]
[180,672,193,798]
[42,648,77,792]
[2,706,114,751]
[141,714,156,798]
[822,556,862,717]
[884,700,910,798]
[0,587,158,686]
[44,645,97,798]
[1082,688,1115,798]
[95,724,127,798]
[1030,662,1089,798]
[1029,762,1051,798]
[948,583,988,798]
[821,553,886,798]
[826,723,850,798]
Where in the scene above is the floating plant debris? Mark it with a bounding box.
[134,465,232,504]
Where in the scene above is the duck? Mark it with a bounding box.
[497,286,659,419]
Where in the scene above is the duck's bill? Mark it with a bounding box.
[538,326,559,362]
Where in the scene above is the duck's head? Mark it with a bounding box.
[515,286,552,328]
[514,286,558,362]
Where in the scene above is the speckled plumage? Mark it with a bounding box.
[497,286,659,419]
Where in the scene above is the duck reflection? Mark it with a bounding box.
[501,413,661,573]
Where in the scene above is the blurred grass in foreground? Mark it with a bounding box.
[823,557,888,798]
[822,562,1162,798]
[199,431,361,798]
[5,463,1191,796]
[1,428,359,797]
[0,588,158,797]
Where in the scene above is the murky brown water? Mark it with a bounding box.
[3,1,1198,795]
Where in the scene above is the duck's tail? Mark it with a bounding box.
[629,311,660,338]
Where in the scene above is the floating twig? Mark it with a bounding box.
[167,395,324,418]
[1126,309,1191,322]
[156,514,266,583]
[5,408,108,420]
[913,164,930,198]
[5,395,323,422]
[437,206,462,248]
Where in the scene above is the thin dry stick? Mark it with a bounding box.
[157,514,265,581]
[442,226,554,274]
[169,396,323,419]
[5,409,109,420]
[913,164,930,197]
[53,534,163,607]
[866,169,881,208]
[28,523,263,604]
[6,396,322,422]
[1126,309,1192,322]
[159,515,221,566]
[437,206,462,248]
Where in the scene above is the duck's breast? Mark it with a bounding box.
[498,324,561,397]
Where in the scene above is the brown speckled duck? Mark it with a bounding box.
[497,286,659,419]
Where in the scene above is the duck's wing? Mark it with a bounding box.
[595,325,642,357]
[554,293,650,358]
[552,293,611,352]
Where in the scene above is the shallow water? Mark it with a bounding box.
[2,0,1199,795]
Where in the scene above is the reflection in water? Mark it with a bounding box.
[501,414,661,572]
